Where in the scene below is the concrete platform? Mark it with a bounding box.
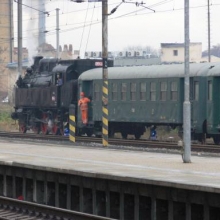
[0,138,219,194]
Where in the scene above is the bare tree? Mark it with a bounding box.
[202,44,220,58]
[124,45,160,57]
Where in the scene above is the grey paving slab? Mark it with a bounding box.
[0,139,219,193]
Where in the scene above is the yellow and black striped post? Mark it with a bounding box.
[102,0,108,146]
[69,104,76,142]
[102,76,108,146]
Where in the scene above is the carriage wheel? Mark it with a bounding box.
[134,133,141,140]
[51,115,62,135]
[41,114,49,135]
[109,127,115,138]
[86,129,93,137]
[19,123,27,133]
[198,134,205,144]
[121,132,127,139]
[213,136,220,145]
[60,129,64,136]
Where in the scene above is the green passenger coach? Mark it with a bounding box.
[78,62,220,143]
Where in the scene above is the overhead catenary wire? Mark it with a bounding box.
[8,1,219,38]
[78,2,90,54]
[0,2,219,46]
[14,0,50,16]
[1,1,220,47]
[84,2,96,53]
[11,1,220,36]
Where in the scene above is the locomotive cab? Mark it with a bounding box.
[55,73,63,86]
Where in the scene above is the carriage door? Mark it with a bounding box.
[191,77,207,134]
[208,76,220,136]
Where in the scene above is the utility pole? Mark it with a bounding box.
[102,0,108,147]
[38,0,46,46]
[183,0,191,163]
[17,0,22,79]
[9,0,13,63]
[208,0,211,62]
[56,8,60,59]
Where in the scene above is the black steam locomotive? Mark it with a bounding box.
[11,56,113,135]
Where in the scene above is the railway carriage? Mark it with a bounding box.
[78,62,220,142]
[205,64,220,144]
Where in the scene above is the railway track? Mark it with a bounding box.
[0,131,219,154]
[0,196,111,220]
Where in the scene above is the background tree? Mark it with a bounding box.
[202,44,220,58]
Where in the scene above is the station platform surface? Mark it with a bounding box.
[0,138,220,193]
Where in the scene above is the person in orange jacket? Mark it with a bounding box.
[78,92,90,124]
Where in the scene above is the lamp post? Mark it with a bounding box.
[183,0,191,163]
[17,0,22,79]
[56,8,60,59]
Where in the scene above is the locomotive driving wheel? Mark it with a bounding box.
[51,115,62,135]
[51,124,60,135]
[41,114,49,135]
[41,123,49,135]
[19,122,27,133]
[32,124,40,134]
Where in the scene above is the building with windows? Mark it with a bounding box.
[0,0,14,102]
[160,43,202,64]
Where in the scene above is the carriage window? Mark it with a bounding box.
[160,82,167,101]
[171,82,177,101]
[121,83,127,101]
[208,81,212,101]
[150,82,156,101]
[112,83,117,101]
[140,82,146,101]
[130,83,136,101]
[94,83,100,101]
[194,81,199,101]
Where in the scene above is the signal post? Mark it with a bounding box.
[102,0,109,146]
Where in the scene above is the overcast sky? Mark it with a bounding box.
[14,0,220,58]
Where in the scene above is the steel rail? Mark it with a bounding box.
[0,196,112,220]
[0,131,219,154]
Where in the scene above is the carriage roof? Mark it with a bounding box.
[79,62,220,81]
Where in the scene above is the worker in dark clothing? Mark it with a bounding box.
[150,126,157,140]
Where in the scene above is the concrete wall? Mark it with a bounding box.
[0,165,220,219]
